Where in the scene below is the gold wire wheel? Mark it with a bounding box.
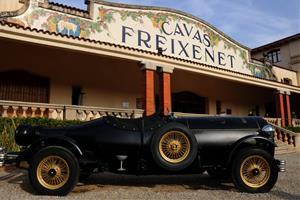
[159,131,191,164]
[37,155,70,190]
[240,155,271,188]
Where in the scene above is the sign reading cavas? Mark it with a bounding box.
[8,0,275,79]
[94,4,249,73]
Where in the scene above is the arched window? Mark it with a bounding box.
[0,70,49,103]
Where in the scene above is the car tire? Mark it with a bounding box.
[231,147,278,193]
[28,146,79,196]
[207,167,231,180]
[151,122,198,171]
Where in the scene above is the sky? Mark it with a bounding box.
[50,0,300,48]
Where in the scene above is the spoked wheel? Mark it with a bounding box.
[240,155,271,188]
[37,155,70,190]
[231,147,278,193]
[151,122,197,171]
[159,130,191,164]
[29,146,79,196]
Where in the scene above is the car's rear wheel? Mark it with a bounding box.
[29,146,79,196]
[231,147,278,193]
[151,122,197,171]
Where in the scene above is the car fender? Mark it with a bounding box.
[26,135,84,158]
[226,135,277,166]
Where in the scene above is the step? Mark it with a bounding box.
[275,149,297,155]
[275,141,295,147]
[276,145,295,150]
[276,143,293,148]
[276,148,296,152]
[275,146,296,154]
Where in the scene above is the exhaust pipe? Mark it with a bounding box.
[276,159,286,172]
[0,147,19,167]
[0,148,6,167]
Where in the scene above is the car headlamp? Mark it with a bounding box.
[261,125,275,138]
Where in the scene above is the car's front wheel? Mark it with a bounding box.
[29,146,79,196]
[231,147,278,193]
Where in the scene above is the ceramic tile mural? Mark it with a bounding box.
[6,0,276,80]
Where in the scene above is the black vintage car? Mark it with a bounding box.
[0,114,285,195]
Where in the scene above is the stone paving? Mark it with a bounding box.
[0,153,299,200]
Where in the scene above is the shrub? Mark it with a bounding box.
[0,117,83,152]
[286,126,300,133]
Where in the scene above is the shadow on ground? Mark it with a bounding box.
[0,169,235,194]
[1,168,299,200]
[76,173,235,192]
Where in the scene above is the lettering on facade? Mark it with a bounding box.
[10,2,280,80]
[122,22,235,68]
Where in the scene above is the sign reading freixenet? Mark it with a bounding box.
[92,4,250,74]
[121,23,236,68]
[11,1,256,75]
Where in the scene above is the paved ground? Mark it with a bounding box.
[0,153,299,200]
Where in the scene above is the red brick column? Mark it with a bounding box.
[145,70,155,116]
[161,72,171,115]
[141,62,156,116]
[285,92,292,126]
[278,92,286,127]
[159,67,174,116]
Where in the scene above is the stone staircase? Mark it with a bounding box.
[271,124,299,155]
[275,140,297,155]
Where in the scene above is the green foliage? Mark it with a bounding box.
[286,126,300,133]
[0,117,83,152]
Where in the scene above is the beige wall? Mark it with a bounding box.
[0,37,277,116]
[172,69,275,116]
[252,37,300,85]
[0,0,23,12]
[272,66,298,86]
[252,38,300,69]
[0,38,143,109]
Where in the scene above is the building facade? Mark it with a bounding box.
[252,34,300,83]
[252,34,300,121]
[0,0,299,127]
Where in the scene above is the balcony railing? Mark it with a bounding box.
[264,117,282,127]
[264,117,299,153]
[0,100,144,121]
[264,117,300,127]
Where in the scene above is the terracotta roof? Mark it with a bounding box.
[1,0,251,50]
[252,33,300,53]
[0,20,298,88]
[40,1,89,18]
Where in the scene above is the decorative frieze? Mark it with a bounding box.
[1,0,278,81]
